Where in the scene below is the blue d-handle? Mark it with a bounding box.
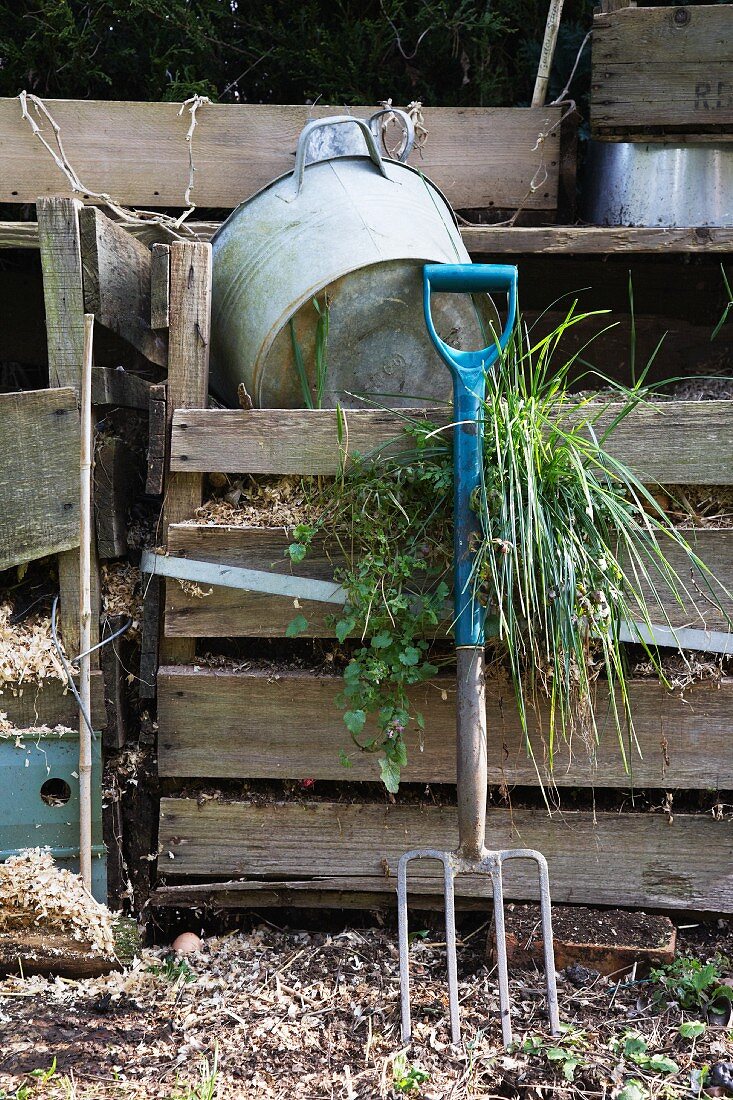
[423,263,518,647]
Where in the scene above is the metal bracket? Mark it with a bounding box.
[141,549,347,605]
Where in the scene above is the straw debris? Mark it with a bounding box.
[0,602,70,687]
[195,475,323,528]
[0,849,115,957]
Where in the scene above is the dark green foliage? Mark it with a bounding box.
[0,0,593,108]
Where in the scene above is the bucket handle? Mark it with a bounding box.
[368,108,415,163]
[292,116,389,194]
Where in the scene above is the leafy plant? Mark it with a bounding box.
[523,1024,588,1081]
[147,954,197,984]
[169,1045,218,1100]
[678,1020,706,1040]
[650,954,733,1015]
[610,1031,679,1075]
[392,1052,430,1093]
[288,423,453,791]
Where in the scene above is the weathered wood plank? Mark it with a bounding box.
[91,366,155,410]
[162,524,733,639]
[79,206,167,367]
[157,798,733,911]
[37,195,100,659]
[37,197,85,392]
[138,574,161,701]
[0,101,560,211]
[94,438,137,559]
[150,244,170,329]
[157,665,733,789]
[0,930,119,978]
[0,672,105,730]
[461,225,733,254]
[591,6,733,138]
[7,221,733,254]
[0,389,80,570]
[145,383,167,496]
[170,402,733,483]
[160,242,212,665]
[152,878,482,911]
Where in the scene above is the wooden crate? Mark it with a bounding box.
[591,4,733,140]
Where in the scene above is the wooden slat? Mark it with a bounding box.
[158,798,733,911]
[37,197,85,392]
[150,244,170,329]
[145,383,167,496]
[157,665,733,789]
[152,877,483,911]
[94,438,137,559]
[37,195,100,659]
[160,243,212,665]
[79,206,167,367]
[0,389,81,570]
[91,366,155,410]
[162,524,733,639]
[591,6,733,138]
[0,101,560,210]
[461,225,733,254]
[6,222,733,254]
[0,672,106,730]
[170,402,733,484]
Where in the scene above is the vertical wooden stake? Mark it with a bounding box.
[79,313,94,894]
[531,0,565,107]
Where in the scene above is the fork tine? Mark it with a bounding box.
[491,856,514,1047]
[397,852,412,1043]
[398,850,461,1046]
[443,857,460,1046]
[535,852,561,1034]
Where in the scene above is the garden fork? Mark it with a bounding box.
[397,263,560,1048]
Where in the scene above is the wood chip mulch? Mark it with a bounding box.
[0,923,731,1099]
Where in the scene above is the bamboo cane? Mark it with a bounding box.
[79,313,94,894]
[531,0,565,107]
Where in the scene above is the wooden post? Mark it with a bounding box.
[160,242,212,667]
[79,313,94,894]
[37,196,100,660]
[531,0,565,107]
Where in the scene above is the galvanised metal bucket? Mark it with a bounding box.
[583,141,733,227]
[210,115,497,408]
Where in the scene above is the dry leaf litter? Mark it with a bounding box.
[0,923,732,1098]
[0,849,115,957]
[193,475,323,529]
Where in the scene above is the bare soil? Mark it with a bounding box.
[0,921,731,1099]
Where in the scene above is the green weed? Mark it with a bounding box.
[147,954,197,984]
[650,954,733,1015]
[391,1052,430,1093]
[523,1024,589,1081]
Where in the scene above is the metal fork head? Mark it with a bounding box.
[397,847,560,1048]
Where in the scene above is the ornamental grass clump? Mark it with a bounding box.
[474,307,725,771]
[289,304,727,788]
